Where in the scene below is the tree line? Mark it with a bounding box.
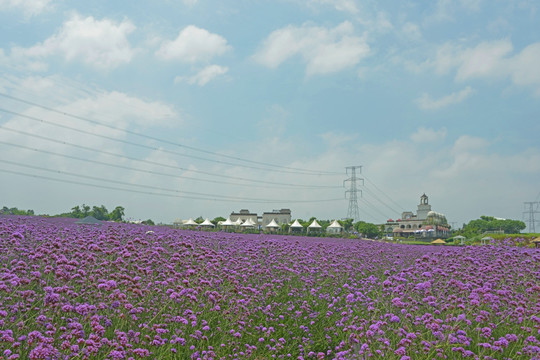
[458,215,526,237]
[1,204,127,222]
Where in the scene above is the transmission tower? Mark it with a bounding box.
[523,201,540,233]
[344,166,364,222]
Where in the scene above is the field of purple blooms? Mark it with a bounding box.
[0,216,539,360]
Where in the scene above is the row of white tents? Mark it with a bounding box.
[174,218,344,233]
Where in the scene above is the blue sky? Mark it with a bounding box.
[1,0,539,228]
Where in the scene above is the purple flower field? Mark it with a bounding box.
[0,216,539,359]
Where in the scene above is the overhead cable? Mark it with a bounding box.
[0,126,341,189]
[0,140,341,190]
[0,93,341,175]
[0,162,344,204]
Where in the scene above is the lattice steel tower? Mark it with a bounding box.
[344,166,363,222]
[523,201,539,233]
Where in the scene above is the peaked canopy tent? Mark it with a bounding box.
[532,237,540,248]
[265,219,280,232]
[183,218,198,227]
[220,218,236,231]
[240,218,256,229]
[327,220,343,234]
[289,219,304,233]
[307,219,322,233]
[200,218,215,228]
[173,218,183,228]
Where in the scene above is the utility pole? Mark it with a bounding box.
[523,201,540,233]
[344,166,363,222]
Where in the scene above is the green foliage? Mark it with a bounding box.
[91,205,109,220]
[109,206,125,222]
[338,218,354,231]
[460,216,526,236]
[354,221,382,238]
[1,206,35,216]
[212,216,226,225]
[142,219,155,225]
[195,216,204,224]
[57,204,125,222]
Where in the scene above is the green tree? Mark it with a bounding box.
[212,216,226,226]
[142,219,155,225]
[0,206,35,216]
[82,204,91,217]
[71,206,83,218]
[109,206,125,222]
[90,205,109,221]
[461,216,526,236]
[354,221,382,238]
[195,216,204,224]
[339,218,354,231]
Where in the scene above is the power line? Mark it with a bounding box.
[362,185,401,216]
[0,93,342,175]
[363,175,405,211]
[0,140,340,190]
[358,197,392,221]
[0,107,338,176]
[0,162,344,204]
[0,126,342,189]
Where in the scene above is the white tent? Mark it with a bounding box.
[289,219,304,233]
[307,219,322,233]
[200,218,215,228]
[173,218,183,228]
[220,218,236,230]
[240,219,256,228]
[183,218,198,227]
[327,220,343,234]
[265,219,280,232]
[234,218,243,226]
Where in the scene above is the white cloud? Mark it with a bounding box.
[454,40,512,81]
[175,65,229,86]
[427,0,482,24]
[6,13,136,70]
[0,76,181,210]
[319,131,357,148]
[253,21,370,75]
[508,43,540,96]
[0,0,51,17]
[182,0,198,6]
[257,104,290,137]
[307,0,358,13]
[428,39,540,96]
[401,22,422,42]
[156,25,231,63]
[61,91,178,129]
[416,86,475,110]
[410,127,447,143]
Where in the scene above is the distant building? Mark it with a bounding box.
[384,194,450,239]
[261,209,291,230]
[230,209,258,226]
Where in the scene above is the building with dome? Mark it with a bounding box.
[384,194,450,239]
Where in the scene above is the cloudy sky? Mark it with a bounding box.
[1,0,539,229]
